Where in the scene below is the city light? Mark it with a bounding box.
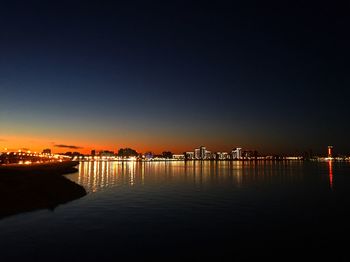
[0,145,348,165]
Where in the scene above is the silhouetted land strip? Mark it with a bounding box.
[0,161,86,219]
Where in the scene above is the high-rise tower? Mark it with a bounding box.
[327,146,333,158]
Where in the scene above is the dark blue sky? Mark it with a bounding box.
[0,0,349,154]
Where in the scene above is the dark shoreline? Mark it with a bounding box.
[0,161,86,219]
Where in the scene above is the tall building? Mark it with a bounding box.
[231,147,242,159]
[194,148,201,159]
[236,148,242,159]
[91,149,96,156]
[328,146,333,158]
[200,146,206,160]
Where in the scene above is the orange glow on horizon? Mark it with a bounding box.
[0,134,203,155]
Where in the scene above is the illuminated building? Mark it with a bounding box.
[173,154,185,160]
[200,146,206,160]
[231,148,242,159]
[194,146,208,160]
[185,152,194,160]
[194,148,200,159]
[216,152,228,160]
[236,148,242,159]
[205,150,213,160]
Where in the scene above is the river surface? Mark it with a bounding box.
[1,161,349,261]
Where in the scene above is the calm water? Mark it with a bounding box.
[1,161,350,261]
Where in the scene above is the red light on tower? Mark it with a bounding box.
[328,146,333,158]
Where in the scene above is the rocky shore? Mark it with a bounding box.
[0,161,86,219]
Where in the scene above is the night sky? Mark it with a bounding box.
[0,0,349,154]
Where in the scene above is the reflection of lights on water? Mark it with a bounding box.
[101,162,105,188]
[78,163,82,184]
[128,162,136,186]
[328,160,333,190]
[77,161,136,192]
[232,161,243,186]
[74,161,287,192]
[141,163,145,185]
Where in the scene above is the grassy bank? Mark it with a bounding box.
[0,161,87,219]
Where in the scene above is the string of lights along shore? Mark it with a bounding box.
[1,145,347,165]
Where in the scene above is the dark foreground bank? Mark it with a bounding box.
[0,161,86,219]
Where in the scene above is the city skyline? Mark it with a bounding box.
[0,134,345,156]
[0,142,340,159]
